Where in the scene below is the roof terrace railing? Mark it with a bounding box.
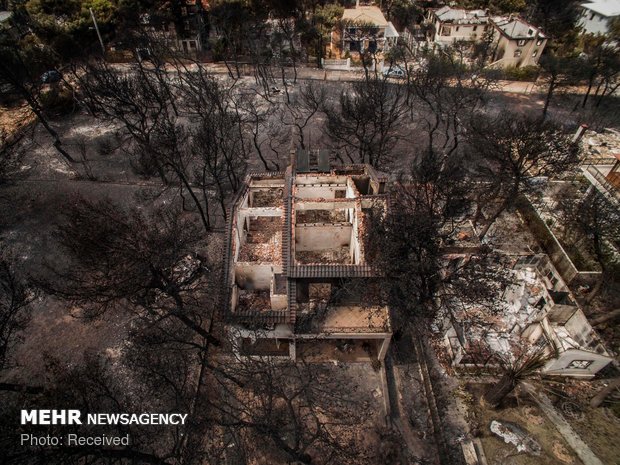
[583,165,620,205]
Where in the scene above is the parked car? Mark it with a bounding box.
[41,70,62,84]
[382,66,406,79]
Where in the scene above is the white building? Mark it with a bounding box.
[426,6,490,46]
[442,255,612,378]
[579,0,620,35]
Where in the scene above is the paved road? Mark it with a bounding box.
[204,63,598,96]
[109,61,592,96]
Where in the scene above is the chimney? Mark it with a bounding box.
[572,124,589,144]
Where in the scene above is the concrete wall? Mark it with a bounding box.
[231,284,239,311]
[519,200,580,283]
[295,224,352,251]
[296,185,345,199]
[579,8,612,35]
[350,208,361,264]
[434,20,486,44]
[233,193,251,261]
[235,264,282,289]
[548,304,578,324]
[295,200,356,210]
[543,348,611,378]
[270,292,287,310]
[521,322,544,344]
[564,310,596,346]
[295,174,349,184]
[322,58,351,70]
[346,178,358,198]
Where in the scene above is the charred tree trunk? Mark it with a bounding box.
[542,77,557,121]
[591,308,620,327]
[582,72,596,108]
[590,377,620,408]
[484,373,517,408]
[0,63,75,164]
[584,275,605,305]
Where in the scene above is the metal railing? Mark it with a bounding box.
[583,165,620,205]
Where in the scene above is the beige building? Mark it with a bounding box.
[425,7,548,69]
[489,16,547,68]
[341,5,399,54]
[426,6,490,46]
[224,150,392,362]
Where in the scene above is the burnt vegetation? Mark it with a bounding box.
[1,0,619,464]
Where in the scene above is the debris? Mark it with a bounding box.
[521,406,544,425]
[252,188,283,207]
[552,441,575,464]
[489,420,541,455]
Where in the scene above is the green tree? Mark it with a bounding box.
[25,0,118,57]
[300,3,343,67]
[457,0,527,15]
[0,22,75,162]
[384,0,421,31]
[529,0,580,53]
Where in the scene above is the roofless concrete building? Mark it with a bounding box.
[223,150,392,362]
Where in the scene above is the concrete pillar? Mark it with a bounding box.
[377,335,391,361]
[572,124,588,144]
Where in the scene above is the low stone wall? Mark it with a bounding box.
[518,198,601,285]
[321,58,351,70]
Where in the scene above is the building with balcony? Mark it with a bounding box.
[139,0,208,55]
[426,6,489,46]
[425,7,548,69]
[223,150,392,362]
[341,5,399,54]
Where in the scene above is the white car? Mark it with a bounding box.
[382,66,406,79]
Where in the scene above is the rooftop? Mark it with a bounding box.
[581,0,620,17]
[342,6,388,27]
[492,16,545,39]
[434,6,488,24]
